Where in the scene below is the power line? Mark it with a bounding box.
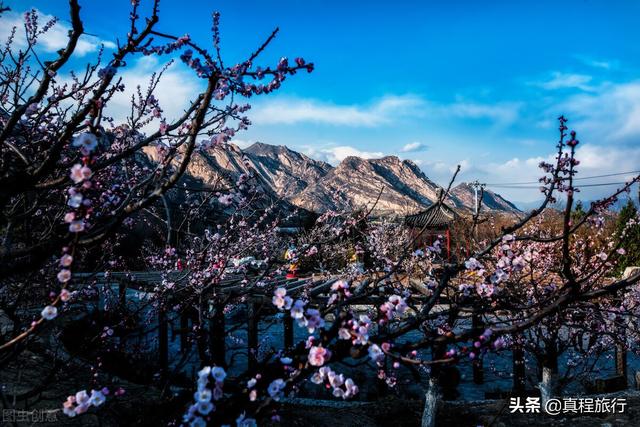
[489,181,632,189]
[577,182,632,188]
[484,170,640,186]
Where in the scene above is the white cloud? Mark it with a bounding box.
[400,141,428,152]
[442,101,521,125]
[229,139,254,149]
[556,81,640,142]
[456,159,473,173]
[48,56,203,135]
[249,95,520,127]
[478,145,640,202]
[573,145,640,178]
[249,95,424,127]
[534,72,594,91]
[584,59,612,70]
[104,56,204,129]
[302,145,384,165]
[0,8,116,57]
[574,55,617,70]
[430,161,449,172]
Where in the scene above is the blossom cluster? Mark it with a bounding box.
[272,288,325,333]
[310,367,359,399]
[379,294,408,322]
[459,233,529,300]
[308,345,331,366]
[42,133,99,321]
[182,366,227,426]
[338,314,372,345]
[138,34,192,57]
[327,279,351,305]
[62,389,108,417]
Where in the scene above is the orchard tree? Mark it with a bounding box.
[2,1,640,426]
[172,119,640,426]
[613,199,640,275]
[0,0,313,418]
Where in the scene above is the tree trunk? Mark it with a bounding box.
[539,337,559,403]
[421,377,440,427]
[472,313,484,384]
[539,366,557,406]
[512,340,526,395]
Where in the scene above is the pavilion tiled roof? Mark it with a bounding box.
[404,203,456,229]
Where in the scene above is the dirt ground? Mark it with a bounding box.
[2,309,639,427]
[2,347,639,426]
[270,394,640,427]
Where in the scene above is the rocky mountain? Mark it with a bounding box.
[243,142,333,198]
[450,182,520,213]
[291,155,466,214]
[145,142,520,215]
[144,142,331,201]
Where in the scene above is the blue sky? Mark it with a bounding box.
[5,0,640,203]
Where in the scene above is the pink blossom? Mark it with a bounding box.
[41,305,58,320]
[368,344,384,362]
[272,287,292,310]
[75,390,90,407]
[267,378,286,400]
[89,390,106,406]
[302,308,325,332]
[73,133,98,154]
[327,371,344,388]
[159,120,168,135]
[218,194,233,206]
[62,397,76,417]
[476,283,495,298]
[290,299,305,319]
[69,220,85,233]
[338,328,351,340]
[67,193,83,208]
[57,269,71,283]
[465,257,483,270]
[69,164,92,183]
[308,345,330,366]
[211,366,227,383]
[344,378,359,398]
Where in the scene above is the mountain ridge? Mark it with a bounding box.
[146,141,520,215]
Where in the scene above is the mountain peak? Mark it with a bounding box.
[168,141,519,215]
[338,155,369,166]
[245,141,291,156]
[373,155,402,163]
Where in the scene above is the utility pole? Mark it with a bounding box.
[470,180,486,216]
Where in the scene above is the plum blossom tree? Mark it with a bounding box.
[1,1,640,426]
[181,118,640,424]
[0,0,311,338]
[0,0,313,421]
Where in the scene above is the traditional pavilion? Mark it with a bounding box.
[404,203,457,260]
